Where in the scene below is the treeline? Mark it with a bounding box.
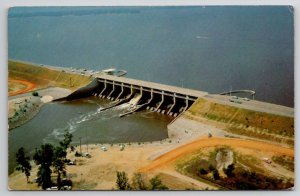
[9,7,140,18]
[115,171,168,191]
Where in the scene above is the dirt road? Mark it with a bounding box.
[139,137,294,172]
[8,79,36,96]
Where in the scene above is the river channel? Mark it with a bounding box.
[8,96,172,174]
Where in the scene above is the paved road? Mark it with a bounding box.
[95,74,208,98]
[204,94,294,118]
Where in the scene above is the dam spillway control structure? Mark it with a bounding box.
[59,74,208,117]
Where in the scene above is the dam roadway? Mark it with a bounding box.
[204,94,293,118]
[95,74,208,99]
[92,74,293,118]
[56,68,293,118]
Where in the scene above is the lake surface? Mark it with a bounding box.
[9,97,172,174]
[8,6,294,107]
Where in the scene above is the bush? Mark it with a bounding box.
[32,91,39,96]
[75,151,82,157]
[131,173,148,190]
[149,175,168,190]
[209,164,215,171]
[212,169,220,180]
[224,164,235,177]
[70,146,75,152]
[199,168,208,175]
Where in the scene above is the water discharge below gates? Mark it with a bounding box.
[8,96,172,174]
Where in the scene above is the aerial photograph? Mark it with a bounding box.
[8,6,294,190]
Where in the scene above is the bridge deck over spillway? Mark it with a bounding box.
[95,74,208,98]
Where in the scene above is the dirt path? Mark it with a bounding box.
[8,79,36,96]
[139,137,294,172]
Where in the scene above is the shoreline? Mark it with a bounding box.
[8,96,43,130]
[8,87,72,131]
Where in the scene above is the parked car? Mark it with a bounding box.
[84,153,92,158]
[101,146,107,151]
[66,160,76,165]
[242,97,250,101]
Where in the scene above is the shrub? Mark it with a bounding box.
[75,151,82,157]
[32,91,39,96]
[149,176,168,190]
[70,146,75,152]
[212,169,220,180]
[199,168,208,175]
[224,164,235,177]
[131,173,148,190]
[209,164,215,171]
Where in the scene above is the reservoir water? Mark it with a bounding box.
[8,6,294,107]
[9,97,172,174]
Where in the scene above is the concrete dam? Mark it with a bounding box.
[59,74,208,117]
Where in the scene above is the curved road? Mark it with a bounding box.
[139,137,294,172]
[8,79,36,96]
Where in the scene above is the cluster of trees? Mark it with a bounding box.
[199,163,235,180]
[15,131,73,190]
[116,171,168,190]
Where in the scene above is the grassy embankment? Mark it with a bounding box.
[8,60,92,91]
[184,98,294,146]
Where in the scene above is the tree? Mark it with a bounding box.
[15,147,32,183]
[33,143,54,190]
[149,175,168,190]
[223,163,235,177]
[59,130,73,151]
[54,130,73,189]
[53,146,67,189]
[131,172,148,190]
[116,171,131,190]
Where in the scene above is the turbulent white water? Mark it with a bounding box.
[129,94,142,105]
[43,102,132,143]
[42,94,146,143]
